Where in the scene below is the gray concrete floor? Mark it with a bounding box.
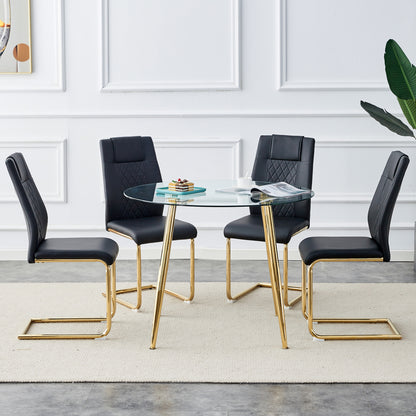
[1,259,416,415]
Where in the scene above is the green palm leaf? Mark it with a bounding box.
[360,101,415,137]
[398,98,416,129]
[385,39,416,100]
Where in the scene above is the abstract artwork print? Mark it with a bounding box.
[0,0,31,74]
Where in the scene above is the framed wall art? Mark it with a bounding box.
[0,0,31,74]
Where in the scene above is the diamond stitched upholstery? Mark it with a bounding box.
[6,153,48,263]
[101,136,163,223]
[249,135,314,220]
[265,159,298,217]
[224,134,315,245]
[23,179,48,249]
[115,161,162,219]
[100,136,197,245]
[5,152,119,266]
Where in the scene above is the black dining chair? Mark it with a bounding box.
[224,134,315,307]
[299,151,409,340]
[100,136,197,310]
[6,152,119,340]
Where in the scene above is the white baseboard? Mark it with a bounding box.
[0,248,413,262]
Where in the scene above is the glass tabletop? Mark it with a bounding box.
[124,180,314,207]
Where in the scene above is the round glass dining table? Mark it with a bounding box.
[124,180,314,350]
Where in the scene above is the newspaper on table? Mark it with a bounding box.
[250,182,311,198]
[216,182,310,198]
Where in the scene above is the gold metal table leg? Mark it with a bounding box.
[150,204,177,349]
[261,204,288,349]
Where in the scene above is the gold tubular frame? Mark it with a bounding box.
[301,258,402,340]
[107,228,194,310]
[150,203,288,349]
[226,226,307,307]
[151,204,177,349]
[260,205,288,348]
[18,259,116,340]
[150,205,288,349]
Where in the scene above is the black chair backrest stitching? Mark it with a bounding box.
[100,136,164,223]
[5,153,48,263]
[367,151,409,262]
[250,134,315,218]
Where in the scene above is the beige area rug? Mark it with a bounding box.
[1,282,415,383]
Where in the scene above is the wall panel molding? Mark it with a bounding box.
[314,138,416,202]
[313,192,416,204]
[315,138,416,148]
[314,197,415,206]
[276,0,388,91]
[53,0,66,92]
[0,110,403,118]
[154,137,241,178]
[0,138,67,202]
[101,0,240,92]
[1,221,412,232]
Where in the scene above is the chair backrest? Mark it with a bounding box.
[250,134,315,218]
[367,151,409,262]
[100,136,164,223]
[5,153,48,263]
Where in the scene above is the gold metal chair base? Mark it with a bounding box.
[18,317,110,340]
[109,283,194,310]
[108,229,195,310]
[226,239,303,307]
[308,318,401,340]
[301,258,402,341]
[226,282,302,307]
[19,260,116,340]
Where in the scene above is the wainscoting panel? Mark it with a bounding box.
[101,0,240,91]
[313,139,416,202]
[278,0,416,90]
[0,138,67,202]
[154,138,241,180]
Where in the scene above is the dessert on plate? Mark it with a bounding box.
[168,178,194,192]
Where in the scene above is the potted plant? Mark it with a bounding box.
[361,38,415,267]
[361,39,416,138]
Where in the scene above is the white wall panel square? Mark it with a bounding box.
[154,138,241,181]
[313,139,416,203]
[0,139,66,202]
[102,0,240,91]
[279,0,416,90]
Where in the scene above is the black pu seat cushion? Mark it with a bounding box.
[299,236,383,266]
[107,216,197,245]
[35,238,119,265]
[224,215,309,245]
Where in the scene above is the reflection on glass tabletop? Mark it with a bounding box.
[124,180,314,207]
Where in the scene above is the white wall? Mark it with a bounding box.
[1,0,415,261]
